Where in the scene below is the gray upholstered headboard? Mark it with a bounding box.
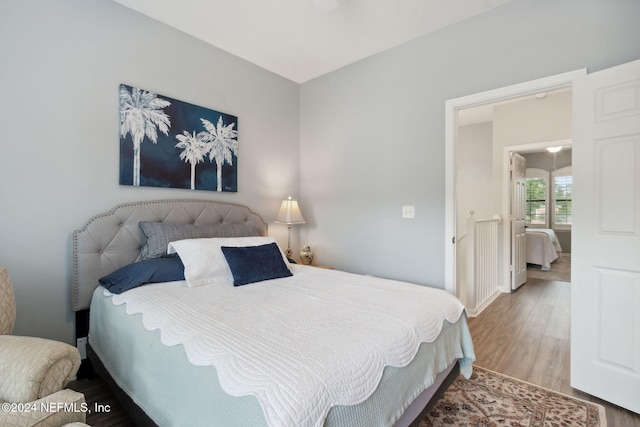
[72,199,267,311]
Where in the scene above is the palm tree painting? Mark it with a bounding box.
[201,117,238,192]
[119,85,172,186]
[119,84,238,192]
[175,130,209,190]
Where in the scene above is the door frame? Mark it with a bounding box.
[502,139,572,292]
[444,69,586,296]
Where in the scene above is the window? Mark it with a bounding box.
[525,168,549,226]
[553,166,572,227]
[525,175,547,225]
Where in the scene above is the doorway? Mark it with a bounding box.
[509,144,573,285]
[447,60,640,413]
[444,69,585,303]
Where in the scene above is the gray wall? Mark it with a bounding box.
[299,0,640,286]
[455,122,493,304]
[0,0,300,343]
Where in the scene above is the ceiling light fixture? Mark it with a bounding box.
[546,146,562,153]
[312,0,337,13]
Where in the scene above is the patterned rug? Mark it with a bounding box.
[420,366,606,427]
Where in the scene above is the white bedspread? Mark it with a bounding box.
[526,228,562,252]
[526,230,560,270]
[108,265,466,427]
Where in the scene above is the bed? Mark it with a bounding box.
[72,199,475,427]
[526,228,562,271]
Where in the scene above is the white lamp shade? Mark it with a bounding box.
[275,197,305,225]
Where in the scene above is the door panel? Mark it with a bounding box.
[598,137,637,232]
[572,59,640,414]
[511,152,527,290]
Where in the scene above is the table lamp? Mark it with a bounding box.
[275,196,305,258]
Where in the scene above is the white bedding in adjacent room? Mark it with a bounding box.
[527,228,562,251]
[102,264,472,427]
[526,228,562,270]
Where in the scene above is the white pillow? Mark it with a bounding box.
[167,236,290,288]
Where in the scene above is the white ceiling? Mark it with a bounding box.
[112,0,511,83]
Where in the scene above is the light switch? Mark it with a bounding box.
[402,205,415,218]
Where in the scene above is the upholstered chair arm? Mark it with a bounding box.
[0,336,81,403]
[0,267,16,335]
[0,388,86,427]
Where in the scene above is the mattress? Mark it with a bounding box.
[526,229,561,270]
[89,266,475,427]
[526,228,562,252]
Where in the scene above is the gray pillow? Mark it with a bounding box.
[140,221,262,260]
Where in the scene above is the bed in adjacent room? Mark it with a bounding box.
[72,199,475,427]
[526,228,562,271]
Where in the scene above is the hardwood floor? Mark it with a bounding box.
[68,375,134,426]
[468,277,640,427]
[69,276,640,426]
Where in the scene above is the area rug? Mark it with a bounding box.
[420,365,606,427]
[527,254,571,282]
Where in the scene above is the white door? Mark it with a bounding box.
[511,152,527,290]
[572,59,640,413]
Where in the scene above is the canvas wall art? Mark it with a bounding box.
[119,84,238,192]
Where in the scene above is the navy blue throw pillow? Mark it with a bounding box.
[221,243,292,286]
[99,257,185,294]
